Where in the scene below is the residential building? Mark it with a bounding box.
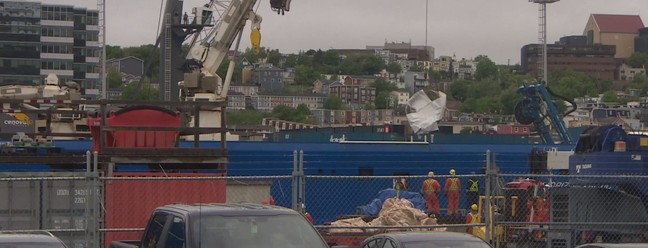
[389,90,410,106]
[262,118,317,131]
[0,1,100,97]
[403,71,427,93]
[496,124,532,135]
[227,91,246,110]
[328,84,376,109]
[252,93,326,112]
[584,14,645,59]
[106,56,144,82]
[452,58,477,80]
[618,63,646,81]
[312,79,336,95]
[253,64,283,91]
[229,84,259,97]
[367,41,434,61]
[432,56,453,72]
[343,75,379,87]
[311,109,393,126]
[521,36,616,80]
[636,27,648,54]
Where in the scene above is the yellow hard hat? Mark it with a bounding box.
[450,169,456,175]
[428,171,434,177]
[471,204,478,211]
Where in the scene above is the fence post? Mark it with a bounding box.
[299,150,305,214]
[292,150,298,211]
[485,149,492,245]
[85,151,91,248]
[91,151,100,248]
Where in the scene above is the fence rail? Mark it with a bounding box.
[1,150,647,248]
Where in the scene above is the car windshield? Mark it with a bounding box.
[403,239,492,248]
[193,214,327,248]
[0,242,67,248]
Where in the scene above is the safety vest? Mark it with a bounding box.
[424,179,438,194]
[468,212,481,224]
[468,179,479,192]
[448,178,459,191]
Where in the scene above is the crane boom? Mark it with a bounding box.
[181,0,263,102]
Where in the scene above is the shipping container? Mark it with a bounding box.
[0,172,94,248]
[104,172,227,247]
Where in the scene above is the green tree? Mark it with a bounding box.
[386,62,402,78]
[272,105,295,121]
[475,57,498,80]
[295,104,311,117]
[106,45,124,59]
[324,95,343,110]
[601,90,619,103]
[294,65,320,85]
[370,78,398,93]
[339,54,385,75]
[375,91,392,109]
[409,63,424,72]
[322,50,341,67]
[266,49,282,67]
[628,52,648,68]
[284,54,298,68]
[227,110,270,125]
[120,80,159,100]
[107,68,123,89]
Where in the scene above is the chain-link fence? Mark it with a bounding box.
[0,150,647,248]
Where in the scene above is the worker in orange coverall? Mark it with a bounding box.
[444,168,461,216]
[465,204,481,235]
[420,171,441,215]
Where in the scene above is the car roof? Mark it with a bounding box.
[371,231,485,243]
[159,203,300,217]
[0,232,65,243]
[577,244,648,248]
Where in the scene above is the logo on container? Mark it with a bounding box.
[5,113,34,126]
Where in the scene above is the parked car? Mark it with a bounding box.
[0,231,68,248]
[110,202,333,248]
[360,231,492,248]
[576,244,648,248]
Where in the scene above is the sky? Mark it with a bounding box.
[39,0,648,65]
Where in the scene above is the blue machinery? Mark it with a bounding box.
[515,82,574,145]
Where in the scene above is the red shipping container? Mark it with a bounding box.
[104,172,226,246]
[88,106,181,152]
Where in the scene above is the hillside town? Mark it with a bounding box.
[99,14,648,136]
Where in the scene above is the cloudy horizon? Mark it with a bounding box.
[39,0,648,65]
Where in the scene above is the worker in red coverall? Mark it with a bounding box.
[444,168,461,216]
[465,204,481,235]
[527,195,549,222]
[420,171,441,215]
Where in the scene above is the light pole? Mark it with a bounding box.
[530,0,559,85]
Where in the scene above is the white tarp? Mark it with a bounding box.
[406,90,446,133]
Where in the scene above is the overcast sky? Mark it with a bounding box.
[40,0,648,65]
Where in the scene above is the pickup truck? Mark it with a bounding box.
[109,203,334,248]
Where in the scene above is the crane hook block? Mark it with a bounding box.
[250,27,261,55]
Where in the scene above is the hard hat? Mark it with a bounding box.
[471,204,478,211]
[450,169,456,175]
[428,171,434,177]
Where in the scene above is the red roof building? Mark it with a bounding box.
[584,14,645,58]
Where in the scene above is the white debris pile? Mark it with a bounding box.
[327,197,445,233]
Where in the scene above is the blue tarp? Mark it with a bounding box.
[359,189,427,217]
